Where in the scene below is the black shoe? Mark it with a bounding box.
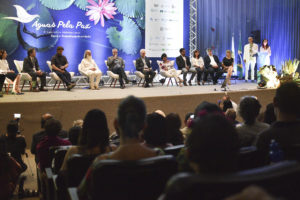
[245,80,248,83]
[197,81,200,85]
[183,81,187,86]
[144,84,150,88]
[40,87,48,92]
[67,83,76,91]
[213,81,217,85]
[251,80,255,83]
[125,79,129,84]
[188,81,192,86]
[120,84,125,89]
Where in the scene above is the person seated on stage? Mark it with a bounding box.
[79,50,102,90]
[191,50,205,85]
[135,49,156,88]
[0,138,22,200]
[1,120,27,172]
[78,96,158,198]
[160,53,183,87]
[51,46,76,91]
[31,113,68,164]
[243,37,258,82]
[204,48,224,85]
[0,49,23,95]
[143,112,172,150]
[236,96,269,147]
[107,48,129,89]
[60,109,116,171]
[23,48,48,92]
[222,50,234,87]
[176,48,196,86]
[256,82,300,163]
[36,118,71,170]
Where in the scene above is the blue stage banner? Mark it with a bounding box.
[0,0,190,74]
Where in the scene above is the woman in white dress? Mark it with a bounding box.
[260,39,271,66]
[159,53,183,87]
[191,50,205,85]
[79,50,102,90]
[0,49,22,94]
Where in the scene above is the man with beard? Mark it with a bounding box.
[51,46,76,91]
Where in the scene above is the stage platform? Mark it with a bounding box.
[0,81,276,146]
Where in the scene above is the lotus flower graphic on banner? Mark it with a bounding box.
[86,0,117,27]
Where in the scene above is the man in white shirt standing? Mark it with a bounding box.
[79,50,102,90]
[243,37,258,82]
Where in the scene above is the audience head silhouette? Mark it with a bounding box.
[238,96,261,125]
[79,109,109,152]
[41,113,53,129]
[6,120,19,139]
[44,118,62,137]
[187,114,239,173]
[116,96,146,139]
[273,81,300,119]
[144,112,167,148]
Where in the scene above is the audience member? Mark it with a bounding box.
[31,113,68,163]
[61,109,115,171]
[180,112,193,139]
[155,110,166,118]
[36,118,71,170]
[225,186,276,200]
[78,96,158,198]
[68,119,83,145]
[225,108,240,125]
[143,113,172,149]
[257,82,300,162]
[236,97,269,147]
[263,103,276,125]
[187,114,239,173]
[1,120,27,172]
[0,138,22,200]
[165,113,184,145]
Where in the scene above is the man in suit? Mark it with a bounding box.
[176,48,196,86]
[107,48,129,89]
[135,49,156,88]
[204,48,224,85]
[243,37,258,82]
[23,48,48,92]
[51,46,76,91]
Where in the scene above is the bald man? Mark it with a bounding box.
[31,113,68,163]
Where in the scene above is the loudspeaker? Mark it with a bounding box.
[250,30,261,45]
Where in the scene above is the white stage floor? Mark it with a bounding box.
[1,81,261,103]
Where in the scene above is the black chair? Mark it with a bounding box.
[69,155,178,200]
[49,145,73,174]
[162,160,300,200]
[66,154,98,187]
[164,145,185,157]
[282,144,300,161]
[238,146,263,170]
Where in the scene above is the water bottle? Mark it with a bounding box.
[269,139,284,163]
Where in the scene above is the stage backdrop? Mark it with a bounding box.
[197,0,300,71]
[0,0,189,74]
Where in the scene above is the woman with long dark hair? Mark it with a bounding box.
[260,39,271,66]
[191,50,205,85]
[60,109,115,171]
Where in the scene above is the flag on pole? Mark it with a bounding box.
[237,31,243,79]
